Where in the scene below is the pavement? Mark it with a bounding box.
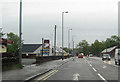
[22,58,36,66]
[32,56,119,82]
[2,58,72,81]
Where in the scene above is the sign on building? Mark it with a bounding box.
[40,40,50,56]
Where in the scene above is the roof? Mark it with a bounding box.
[22,44,42,53]
[56,47,66,53]
[101,46,117,53]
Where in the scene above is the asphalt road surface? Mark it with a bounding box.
[31,57,119,82]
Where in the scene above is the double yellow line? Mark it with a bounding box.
[36,70,58,82]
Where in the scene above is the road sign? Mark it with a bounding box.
[44,40,50,49]
[40,40,50,56]
[7,41,14,44]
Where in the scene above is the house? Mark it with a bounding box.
[0,38,7,53]
[0,44,7,53]
[22,44,42,58]
[22,44,55,57]
[100,46,120,57]
[55,47,68,56]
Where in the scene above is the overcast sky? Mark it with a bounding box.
[1,0,119,48]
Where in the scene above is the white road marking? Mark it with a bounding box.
[103,65,107,69]
[92,67,97,72]
[90,64,92,67]
[88,61,91,63]
[85,57,107,82]
[98,73,107,82]
[84,58,88,63]
[73,73,80,81]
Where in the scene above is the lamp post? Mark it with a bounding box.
[72,35,75,56]
[0,28,3,38]
[68,29,72,55]
[19,0,22,65]
[62,11,68,60]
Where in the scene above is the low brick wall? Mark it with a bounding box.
[22,54,36,58]
[36,55,71,64]
[2,53,19,71]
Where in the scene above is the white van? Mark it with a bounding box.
[115,49,120,65]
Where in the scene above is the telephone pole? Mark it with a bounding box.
[42,38,44,56]
[68,29,72,55]
[54,25,57,56]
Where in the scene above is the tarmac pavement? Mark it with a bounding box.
[2,58,72,81]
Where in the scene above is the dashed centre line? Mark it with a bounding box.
[92,67,97,72]
[85,57,107,82]
[89,64,92,67]
[98,73,107,82]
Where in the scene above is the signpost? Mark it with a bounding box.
[40,40,50,56]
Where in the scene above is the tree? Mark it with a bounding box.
[76,35,120,57]
[105,35,120,48]
[77,40,89,55]
[90,40,105,56]
[7,32,20,53]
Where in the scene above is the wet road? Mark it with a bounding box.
[31,57,119,82]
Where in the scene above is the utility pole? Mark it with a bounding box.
[106,40,107,53]
[68,29,70,54]
[19,0,22,65]
[73,41,74,50]
[54,25,57,56]
[72,36,74,56]
[68,29,72,55]
[42,38,44,56]
[62,12,64,60]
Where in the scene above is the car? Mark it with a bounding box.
[89,54,93,57]
[78,53,84,58]
[102,54,111,61]
[115,49,120,65]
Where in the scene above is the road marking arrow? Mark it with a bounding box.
[73,73,80,81]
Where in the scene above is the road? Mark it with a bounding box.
[31,57,119,82]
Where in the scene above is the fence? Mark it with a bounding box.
[2,53,19,71]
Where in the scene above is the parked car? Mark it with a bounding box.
[78,53,83,58]
[102,54,111,61]
[115,49,120,65]
[89,54,93,57]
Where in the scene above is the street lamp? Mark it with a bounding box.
[62,11,68,60]
[68,29,72,55]
[0,28,2,32]
[19,0,22,65]
[72,35,75,56]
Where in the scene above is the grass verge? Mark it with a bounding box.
[3,63,24,71]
